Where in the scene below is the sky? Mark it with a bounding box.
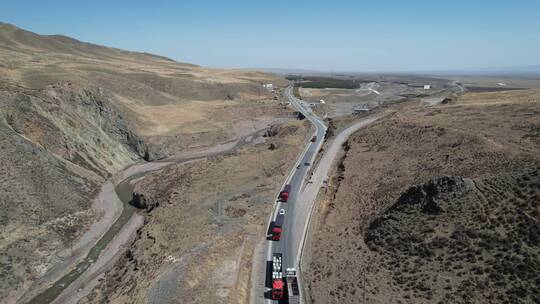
[1,0,539,72]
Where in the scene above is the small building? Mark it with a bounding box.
[263,83,274,90]
[424,85,431,90]
[353,104,370,115]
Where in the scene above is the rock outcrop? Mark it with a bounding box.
[2,83,149,174]
[367,176,474,242]
[390,176,474,215]
[364,172,539,303]
[0,82,149,299]
[130,192,160,212]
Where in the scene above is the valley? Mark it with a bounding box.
[1,17,539,304]
[0,22,298,304]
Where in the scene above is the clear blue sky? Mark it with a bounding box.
[1,0,539,72]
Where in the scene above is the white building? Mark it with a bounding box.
[424,85,431,90]
[353,104,370,114]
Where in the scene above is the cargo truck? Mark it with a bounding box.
[271,253,284,300]
[269,210,285,241]
[279,184,291,202]
[286,268,300,304]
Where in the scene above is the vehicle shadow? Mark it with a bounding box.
[266,222,274,240]
[265,260,272,288]
[263,291,290,303]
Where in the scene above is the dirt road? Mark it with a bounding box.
[294,115,381,261]
[291,115,381,302]
[26,121,287,304]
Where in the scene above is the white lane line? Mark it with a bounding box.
[261,86,323,303]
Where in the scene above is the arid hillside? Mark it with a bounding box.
[0,23,288,303]
[0,22,287,157]
[0,82,146,302]
[304,89,540,303]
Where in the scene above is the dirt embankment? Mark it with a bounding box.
[303,89,540,303]
[79,120,310,304]
[0,82,149,303]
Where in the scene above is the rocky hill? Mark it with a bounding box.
[0,22,287,157]
[0,23,286,302]
[0,81,145,299]
[304,88,540,303]
[366,173,539,303]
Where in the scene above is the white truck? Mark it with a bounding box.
[286,268,300,304]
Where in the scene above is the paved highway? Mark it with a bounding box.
[257,86,326,303]
[257,86,380,303]
[271,87,326,269]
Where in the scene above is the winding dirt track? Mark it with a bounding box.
[25,122,282,304]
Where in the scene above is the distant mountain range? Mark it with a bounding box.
[250,65,540,78]
[247,67,324,75]
[423,65,540,77]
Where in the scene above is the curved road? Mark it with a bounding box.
[271,87,326,270]
[257,86,380,303]
[257,86,327,303]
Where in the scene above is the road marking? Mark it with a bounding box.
[260,86,323,303]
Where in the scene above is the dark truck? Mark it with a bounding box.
[279,184,291,202]
[269,210,285,241]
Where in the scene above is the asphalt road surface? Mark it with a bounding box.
[258,86,326,303]
[258,86,380,303]
[272,87,326,270]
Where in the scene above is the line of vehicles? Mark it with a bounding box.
[266,88,320,303]
[270,253,300,303]
[266,183,300,302]
[267,184,290,242]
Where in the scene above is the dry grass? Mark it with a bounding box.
[304,89,540,304]
[0,22,287,141]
